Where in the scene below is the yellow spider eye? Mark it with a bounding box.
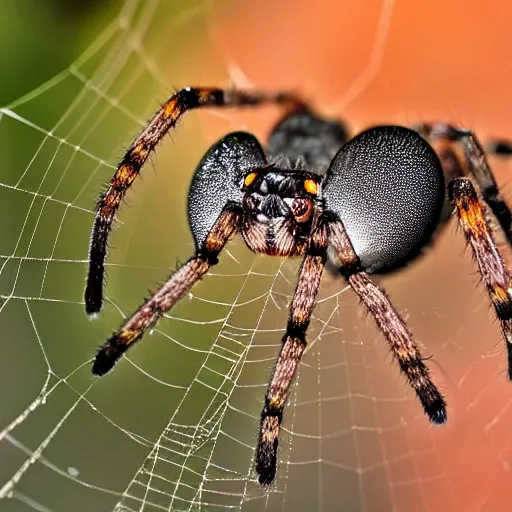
[304,179,318,195]
[244,172,258,187]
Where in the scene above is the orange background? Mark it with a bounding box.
[197,1,512,510]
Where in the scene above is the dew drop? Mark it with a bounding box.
[67,466,80,477]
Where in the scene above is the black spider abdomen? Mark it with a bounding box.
[267,110,348,173]
[323,125,445,273]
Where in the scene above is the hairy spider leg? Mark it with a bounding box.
[449,178,512,379]
[417,123,512,245]
[327,216,447,424]
[85,87,305,315]
[256,220,329,485]
[487,139,512,156]
[348,272,447,424]
[92,207,241,376]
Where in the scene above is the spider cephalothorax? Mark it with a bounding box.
[85,86,512,486]
[240,166,323,256]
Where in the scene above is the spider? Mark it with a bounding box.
[85,87,512,486]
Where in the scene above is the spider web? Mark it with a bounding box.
[2,1,512,511]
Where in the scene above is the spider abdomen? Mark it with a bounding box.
[323,126,445,273]
[267,109,348,172]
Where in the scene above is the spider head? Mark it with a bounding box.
[242,167,321,225]
[241,167,322,256]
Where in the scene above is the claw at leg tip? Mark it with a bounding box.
[428,405,447,425]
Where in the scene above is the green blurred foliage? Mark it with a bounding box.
[0,0,123,105]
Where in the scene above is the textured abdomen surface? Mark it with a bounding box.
[323,126,445,273]
[188,132,266,248]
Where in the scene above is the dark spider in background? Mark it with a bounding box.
[84,87,512,486]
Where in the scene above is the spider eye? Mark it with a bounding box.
[244,172,258,187]
[303,179,318,195]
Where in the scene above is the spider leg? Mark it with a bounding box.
[417,123,512,245]
[327,216,447,424]
[449,178,512,378]
[92,206,241,376]
[85,87,304,315]
[347,272,447,423]
[256,220,328,485]
[486,139,512,156]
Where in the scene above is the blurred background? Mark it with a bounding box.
[1,0,512,511]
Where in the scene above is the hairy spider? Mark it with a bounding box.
[85,87,512,486]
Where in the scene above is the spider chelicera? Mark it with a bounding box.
[85,87,512,486]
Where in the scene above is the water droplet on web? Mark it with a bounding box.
[67,467,80,477]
